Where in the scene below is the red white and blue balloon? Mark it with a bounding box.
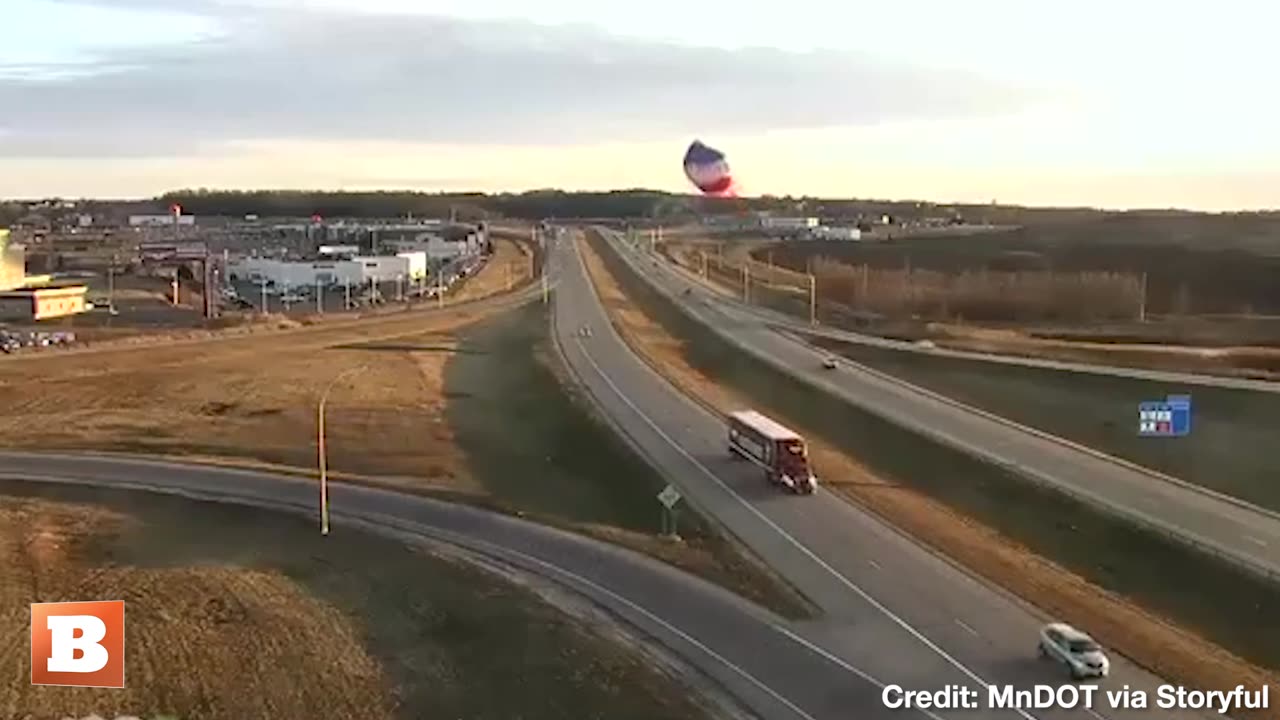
[683,140,736,196]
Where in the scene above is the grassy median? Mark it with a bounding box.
[583,229,1280,713]
[801,336,1280,513]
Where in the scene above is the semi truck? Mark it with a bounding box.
[727,410,818,494]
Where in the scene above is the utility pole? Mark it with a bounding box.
[809,274,817,325]
[437,267,444,309]
[106,260,115,315]
[742,263,750,303]
[316,279,323,314]
[317,365,366,536]
[1138,272,1148,322]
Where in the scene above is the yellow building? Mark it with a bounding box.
[0,285,88,321]
[0,229,24,291]
[0,229,89,321]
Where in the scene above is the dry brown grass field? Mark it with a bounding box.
[0,237,805,618]
[0,486,721,720]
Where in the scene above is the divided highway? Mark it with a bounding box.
[603,229,1280,580]
[547,232,1216,720]
[0,235,1230,719]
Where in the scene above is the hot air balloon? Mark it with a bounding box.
[683,140,735,196]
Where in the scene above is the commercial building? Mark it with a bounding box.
[0,285,88,321]
[227,252,429,288]
[397,251,427,280]
[385,233,484,262]
[129,214,195,227]
[0,229,23,291]
[809,226,863,241]
[226,257,363,289]
[352,255,412,283]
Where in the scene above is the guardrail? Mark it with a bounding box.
[597,228,1280,585]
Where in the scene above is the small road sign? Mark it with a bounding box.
[657,484,682,509]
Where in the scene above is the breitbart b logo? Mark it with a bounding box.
[31,600,126,688]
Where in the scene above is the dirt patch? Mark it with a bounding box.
[582,230,1280,719]
[0,484,720,720]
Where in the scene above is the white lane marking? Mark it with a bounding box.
[955,619,980,638]
[2,470,819,720]
[566,237,1041,720]
[771,624,948,720]
[868,559,882,571]
[1244,535,1269,547]
[351,508,827,720]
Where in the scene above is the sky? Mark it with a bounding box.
[1,0,1277,209]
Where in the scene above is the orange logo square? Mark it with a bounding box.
[31,600,126,688]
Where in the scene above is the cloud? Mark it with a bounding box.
[0,0,1036,158]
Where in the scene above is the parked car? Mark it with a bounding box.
[1038,623,1109,679]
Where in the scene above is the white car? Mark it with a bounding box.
[1039,623,1109,679]
[822,357,838,370]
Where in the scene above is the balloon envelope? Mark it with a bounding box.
[683,140,734,196]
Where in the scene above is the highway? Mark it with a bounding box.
[602,229,1280,581]
[662,237,1280,394]
[0,452,870,720]
[0,235,1229,719]
[545,232,1218,720]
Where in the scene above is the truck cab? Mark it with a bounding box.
[776,438,816,494]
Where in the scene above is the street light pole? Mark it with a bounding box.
[317,365,365,536]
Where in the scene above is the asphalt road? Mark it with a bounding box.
[0,239,1232,720]
[604,230,1280,581]
[547,233,1220,720]
[0,452,867,720]
[661,239,1279,394]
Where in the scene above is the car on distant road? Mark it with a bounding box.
[1038,622,1109,679]
[822,357,838,370]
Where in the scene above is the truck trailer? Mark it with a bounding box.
[727,410,818,494]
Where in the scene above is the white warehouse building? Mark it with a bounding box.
[386,232,485,261]
[352,255,412,283]
[229,255,428,288]
[227,258,363,288]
